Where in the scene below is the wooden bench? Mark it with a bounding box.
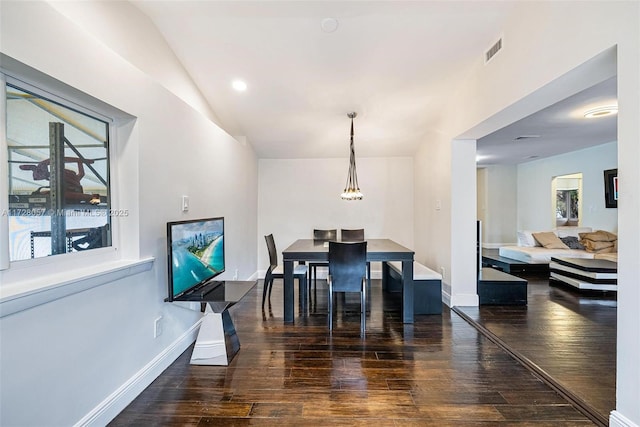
[384,261,442,314]
[478,267,527,305]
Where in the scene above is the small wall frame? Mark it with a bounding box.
[603,168,618,208]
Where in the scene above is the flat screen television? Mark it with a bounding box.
[166,216,225,301]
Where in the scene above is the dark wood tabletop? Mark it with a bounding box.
[282,238,414,262]
[282,238,415,323]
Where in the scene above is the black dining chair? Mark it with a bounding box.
[263,234,308,308]
[309,229,337,290]
[340,228,371,289]
[327,241,368,332]
[340,228,364,241]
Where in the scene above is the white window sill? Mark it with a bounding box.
[0,257,154,318]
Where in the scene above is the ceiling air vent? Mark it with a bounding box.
[514,135,540,141]
[484,38,503,64]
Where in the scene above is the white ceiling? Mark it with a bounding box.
[476,77,617,166]
[132,1,617,163]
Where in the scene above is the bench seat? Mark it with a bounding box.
[478,267,527,305]
[388,261,443,280]
[385,261,442,315]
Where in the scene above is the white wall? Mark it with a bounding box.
[477,165,518,246]
[48,0,221,126]
[479,142,617,246]
[258,157,413,275]
[0,2,258,426]
[414,2,639,425]
[414,130,451,295]
[517,142,617,233]
[450,139,479,306]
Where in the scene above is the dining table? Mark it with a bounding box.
[282,238,415,323]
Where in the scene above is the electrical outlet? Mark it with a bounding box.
[233,269,238,280]
[154,316,163,338]
[440,267,445,279]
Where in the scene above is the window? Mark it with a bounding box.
[556,189,579,220]
[0,62,149,315]
[552,173,582,227]
[6,82,112,261]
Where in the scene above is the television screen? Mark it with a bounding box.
[166,217,225,301]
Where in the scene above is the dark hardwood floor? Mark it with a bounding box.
[456,274,616,426]
[110,278,602,426]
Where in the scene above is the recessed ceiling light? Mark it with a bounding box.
[232,80,247,92]
[583,105,617,118]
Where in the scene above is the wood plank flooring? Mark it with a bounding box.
[110,279,599,426]
[456,274,616,426]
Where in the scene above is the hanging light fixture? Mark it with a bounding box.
[341,112,363,200]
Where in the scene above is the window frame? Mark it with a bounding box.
[556,189,579,221]
[0,66,124,281]
[5,78,115,262]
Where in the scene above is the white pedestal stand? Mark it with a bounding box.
[190,303,240,365]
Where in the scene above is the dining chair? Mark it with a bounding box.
[327,241,368,332]
[340,228,364,241]
[340,228,371,290]
[263,234,308,308]
[309,229,337,290]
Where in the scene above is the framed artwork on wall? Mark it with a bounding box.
[604,168,618,208]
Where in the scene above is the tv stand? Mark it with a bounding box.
[184,279,224,300]
[172,280,256,365]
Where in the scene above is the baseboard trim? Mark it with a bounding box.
[441,289,452,307]
[481,243,516,249]
[610,410,639,427]
[449,293,479,307]
[75,321,201,427]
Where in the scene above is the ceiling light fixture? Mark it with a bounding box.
[321,17,339,33]
[232,79,247,92]
[583,105,617,118]
[341,112,363,200]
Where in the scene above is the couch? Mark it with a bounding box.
[498,227,618,264]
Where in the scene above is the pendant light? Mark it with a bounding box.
[341,112,363,200]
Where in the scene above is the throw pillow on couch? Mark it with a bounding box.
[579,230,618,253]
[532,231,570,249]
[560,236,585,250]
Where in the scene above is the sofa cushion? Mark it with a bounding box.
[555,226,592,239]
[579,230,617,242]
[579,230,617,253]
[517,230,541,247]
[532,231,569,249]
[594,252,618,262]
